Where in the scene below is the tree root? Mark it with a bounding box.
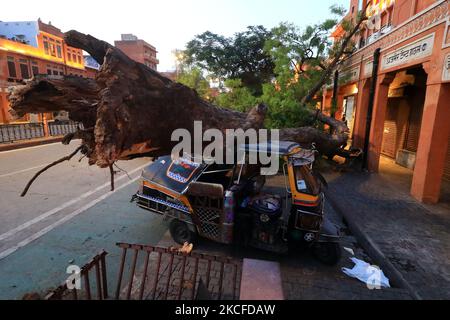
[109,164,115,191]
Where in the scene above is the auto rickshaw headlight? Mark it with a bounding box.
[296,211,322,231]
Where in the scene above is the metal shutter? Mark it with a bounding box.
[381,105,398,158]
[404,103,423,152]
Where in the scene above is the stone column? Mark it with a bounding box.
[0,93,7,124]
[352,79,370,149]
[367,73,395,172]
[42,113,49,137]
[411,82,450,203]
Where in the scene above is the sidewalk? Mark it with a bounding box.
[0,136,63,152]
[151,176,413,300]
[324,170,450,300]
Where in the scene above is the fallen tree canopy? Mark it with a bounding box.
[8,31,359,195]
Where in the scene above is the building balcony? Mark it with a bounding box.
[360,24,394,49]
[144,59,159,66]
[144,53,159,62]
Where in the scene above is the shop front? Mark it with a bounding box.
[380,67,427,170]
[324,0,450,204]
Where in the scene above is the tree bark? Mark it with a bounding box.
[8,30,354,170]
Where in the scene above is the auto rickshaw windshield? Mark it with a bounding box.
[293,165,320,196]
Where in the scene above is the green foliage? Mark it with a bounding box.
[184,26,275,96]
[213,79,258,112]
[182,4,352,129]
[261,83,314,129]
[328,5,361,60]
[177,67,211,100]
[330,4,346,16]
[265,17,340,89]
[258,5,346,128]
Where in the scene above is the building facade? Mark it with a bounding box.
[324,0,450,204]
[0,19,97,125]
[114,34,159,70]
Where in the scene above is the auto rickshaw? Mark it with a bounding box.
[131,141,341,265]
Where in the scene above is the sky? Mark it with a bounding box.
[3,0,348,71]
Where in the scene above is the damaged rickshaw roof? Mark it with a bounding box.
[142,156,208,195]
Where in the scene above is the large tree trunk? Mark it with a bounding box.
[8,31,352,169]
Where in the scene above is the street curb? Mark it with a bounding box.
[325,191,422,300]
[0,137,63,152]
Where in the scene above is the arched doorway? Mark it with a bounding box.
[378,66,427,195]
[380,67,427,166]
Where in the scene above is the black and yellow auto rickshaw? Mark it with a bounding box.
[131,141,341,265]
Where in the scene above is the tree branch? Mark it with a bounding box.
[109,164,115,191]
[300,6,369,106]
[21,146,84,197]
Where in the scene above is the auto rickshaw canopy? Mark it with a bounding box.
[141,155,209,195]
[239,141,315,165]
[141,141,316,195]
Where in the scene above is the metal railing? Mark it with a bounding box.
[115,243,241,300]
[0,121,81,144]
[0,123,45,143]
[48,121,80,137]
[45,250,109,300]
[45,243,242,300]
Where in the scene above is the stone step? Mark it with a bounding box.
[239,258,284,300]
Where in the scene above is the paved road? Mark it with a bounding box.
[0,141,168,299]
[155,176,412,300]
[0,142,411,300]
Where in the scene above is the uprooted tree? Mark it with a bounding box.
[8,6,368,196]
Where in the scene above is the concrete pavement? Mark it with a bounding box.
[0,136,63,152]
[0,142,419,300]
[0,182,168,299]
[154,175,412,300]
[0,141,169,299]
[324,170,450,300]
[0,141,148,251]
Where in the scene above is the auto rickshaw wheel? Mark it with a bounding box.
[169,219,197,245]
[312,242,341,266]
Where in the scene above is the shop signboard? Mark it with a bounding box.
[339,65,360,84]
[364,60,374,77]
[381,33,435,71]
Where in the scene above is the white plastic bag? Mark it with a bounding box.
[342,258,390,289]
